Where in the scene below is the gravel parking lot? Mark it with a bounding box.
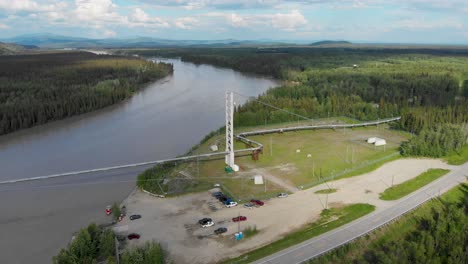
[115,158,456,264]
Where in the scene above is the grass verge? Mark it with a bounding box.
[379,168,450,200]
[315,188,338,194]
[222,203,375,264]
[308,183,467,264]
[445,145,468,165]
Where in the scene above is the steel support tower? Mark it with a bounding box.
[225,91,235,168]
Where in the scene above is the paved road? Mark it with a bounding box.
[252,162,468,264]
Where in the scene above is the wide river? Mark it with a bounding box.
[0,58,277,181]
[0,58,277,264]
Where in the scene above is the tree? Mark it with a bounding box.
[112,202,121,220]
[99,229,115,258]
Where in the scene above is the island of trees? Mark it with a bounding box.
[0,52,173,135]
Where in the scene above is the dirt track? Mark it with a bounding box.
[116,158,457,264]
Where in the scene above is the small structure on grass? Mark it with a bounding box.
[375,138,387,146]
[254,175,264,185]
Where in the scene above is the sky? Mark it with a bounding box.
[0,0,467,44]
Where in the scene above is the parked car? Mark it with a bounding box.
[232,216,247,222]
[129,214,141,220]
[105,205,112,215]
[244,203,254,209]
[127,233,140,240]
[198,218,212,225]
[212,191,223,198]
[219,195,229,203]
[251,199,264,206]
[214,227,228,234]
[277,193,288,198]
[225,200,238,208]
[201,220,214,228]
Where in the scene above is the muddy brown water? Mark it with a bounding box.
[0,58,278,263]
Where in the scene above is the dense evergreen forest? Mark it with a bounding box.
[128,47,468,158]
[0,52,173,135]
[308,184,468,264]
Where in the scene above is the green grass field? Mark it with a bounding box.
[379,168,450,200]
[315,188,338,194]
[222,203,375,264]
[172,124,409,200]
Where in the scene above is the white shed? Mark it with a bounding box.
[254,175,264,185]
[209,145,218,152]
[375,138,387,146]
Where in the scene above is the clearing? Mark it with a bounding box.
[116,158,456,264]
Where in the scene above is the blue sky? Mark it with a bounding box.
[0,0,467,43]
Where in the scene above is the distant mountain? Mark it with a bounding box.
[310,40,352,46]
[2,33,287,48]
[0,42,38,55]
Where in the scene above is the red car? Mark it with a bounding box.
[127,233,140,240]
[105,205,112,215]
[250,199,264,206]
[232,216,247,222]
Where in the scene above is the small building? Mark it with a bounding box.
[367,137,377,143]
[254,175,264,185]
[375,138,387,146]
[210,145,218,152]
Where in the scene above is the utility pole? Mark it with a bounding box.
[115,236,120,264]
[197,156,200,177]
[312,160,315,177]
[270,135,273,156]
[325,193,329,209]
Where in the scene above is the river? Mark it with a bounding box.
[0,58,277,264]
[0,58,277,181]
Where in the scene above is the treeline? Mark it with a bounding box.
[127,47,468,79]
[309,184,468,264]
[53,223,166,264]
[0,52,173,135]
[401,124,467,157]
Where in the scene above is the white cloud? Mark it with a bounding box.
[227,13,247,27]
[0,0,42,11]
[0,23,9,29]
[102,29,116,37]
[174,17,199,29]
[270,10,307,31]
[129,8,169,28]
[394,18,464,30]
[205,10,307,31]
[74,0,122,23]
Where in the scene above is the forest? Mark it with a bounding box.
[0,52,173,135]
[130,47,468,158]
[308,183,467,264]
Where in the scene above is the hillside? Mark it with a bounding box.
[310,40,351,46]
[0,42,38,55]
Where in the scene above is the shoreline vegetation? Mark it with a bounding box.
[0,51,173,135]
